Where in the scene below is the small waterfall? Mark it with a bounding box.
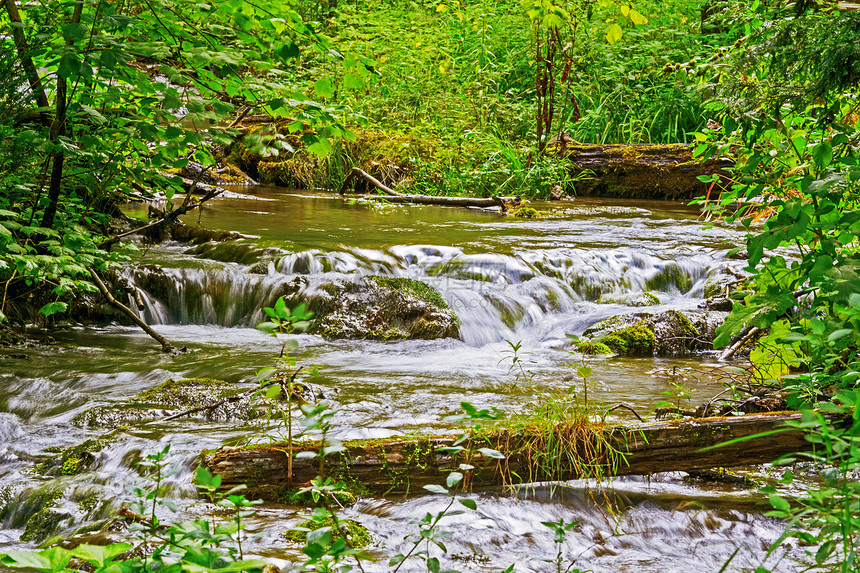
[125,245,721,344]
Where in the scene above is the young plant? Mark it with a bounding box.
[541,517,588,573]
[256,297,318,485]
[500,339,536,389]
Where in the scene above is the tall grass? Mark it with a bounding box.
[278,0,730,196]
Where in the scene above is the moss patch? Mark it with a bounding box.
[571,340,614,355]
[508,206,541,218]
[283,516,372,548]
[601,321,654,356]
[368,276,448,309]
[135,378,233,407]
[34,438,113,476]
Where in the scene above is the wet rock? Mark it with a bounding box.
[282,275,459,341]
[35,438,114,476]
[72,378,278,430]
[597,291,660,307]
[702,263,749,298]
[70,406,167,429]
[583,309,728,356]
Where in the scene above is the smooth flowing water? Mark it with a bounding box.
[0,188,805,572]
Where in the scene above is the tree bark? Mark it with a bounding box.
[202,411,830,499]
[88,268,176,354]
[41,1,83,229]
[558,142,731,200]
[3,0,50,112]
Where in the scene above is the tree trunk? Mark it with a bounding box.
[3,0,50,112]
[202,411,829,499]
[40,1,83,229]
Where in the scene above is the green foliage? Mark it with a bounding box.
[2,448,268,573]
[0,0,349,322]
[754,392,860,573]
[258,297,314,334]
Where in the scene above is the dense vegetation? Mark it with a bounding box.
[2,0,860,570]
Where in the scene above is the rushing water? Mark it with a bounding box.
[0,188,808,571]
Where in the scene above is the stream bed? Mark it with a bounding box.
[0,188,807,572]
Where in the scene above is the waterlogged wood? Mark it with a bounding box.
[560,143,730,200]
[202,411,825,499]
[338,167,520,209]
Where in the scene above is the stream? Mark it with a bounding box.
[0,188,807,572]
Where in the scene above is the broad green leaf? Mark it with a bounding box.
[812,141,832,168]
[446,471,463,488]
[38,301,68,318]
[314,78,335,98]
[458,498,477,510]
[628,9,648,25]
[605,23,623,44]
[424,484,448,494]
[478,447,505,459]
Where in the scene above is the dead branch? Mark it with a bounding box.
[88,268,176,354]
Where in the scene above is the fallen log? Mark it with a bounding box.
[202,411,829,500]
[338,167,520,209]
[559,142,731,200]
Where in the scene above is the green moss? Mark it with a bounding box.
[77,494,101,514]
[135,378,232,406]
[21,508,69,543]
[601,321,654,356]
[35,438,112,476]
[283,516,372,548]
[508,206,541,218]
[572,340,614,355]
[369,276,448,309]
[646,265,693,293]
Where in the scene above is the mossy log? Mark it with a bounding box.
[202,411,827,500]
[561,143,730,200]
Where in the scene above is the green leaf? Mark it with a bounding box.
[768,494,790,512]
[280,41,300,62]
[478,447,505,459]
[265,385,281,399]
[314,79,335,98]
[446,471,463,488]
[605,23,623,44]
[812,141,832,168]
[38,301,68,318]
[71,543,133,567]
[423,484,448,494]
[458,498,477,510]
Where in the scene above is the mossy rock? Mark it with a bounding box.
[645,265,694,294]
[21,508,71,543]
[602,322,654,356]
[135,378,233,406]
[584,310,728,356]
[288,275,459,341]
[570,340,614,356]
[34,438,113,476]
[283,516,371,548]
[508,206,541,218]
[71,405,162,429]
[73,378,274,431]
[597,291,660,307]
